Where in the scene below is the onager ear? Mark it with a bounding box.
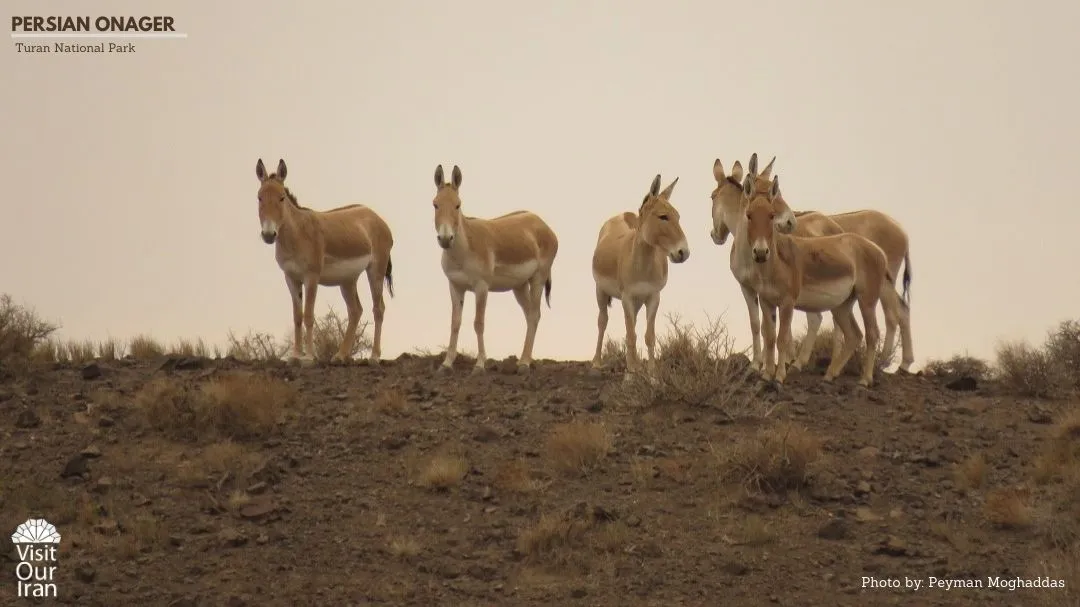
[770,176,781,199]
[713,159,725,183]
[730,160,744,183]
[747,153,759,177]
[434,164,445,188]
[451,165,462,190]
[649,174,662,197]
[276,159,287,181]
[256,158,267,182]
[742,174,754,198]
[760,156,776,181]
[660,176,679,199]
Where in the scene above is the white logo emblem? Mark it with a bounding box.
[12,518,60,599]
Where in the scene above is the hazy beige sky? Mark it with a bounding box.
[3,0,1079,367]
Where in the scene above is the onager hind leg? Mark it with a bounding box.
[824,302,861,382]
[792,311,823,371]
[438,283,466,374]
[589,288,611,372]
[365,266,388,364]
[516,277,544,373]
[332,282,363,364]
[857,297,882,387]
[879,285,914,373]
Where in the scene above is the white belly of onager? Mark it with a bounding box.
[319,255,371,286]
[795,278,855,312]
[489,260,538,291]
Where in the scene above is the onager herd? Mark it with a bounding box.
[253,154,914,388]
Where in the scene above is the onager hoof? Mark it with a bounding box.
[516,363,531,375]
[436,364,452,376]
[297,355,317,368]
[330,354,350,366]
[471,364,486,376]
[586,366,603,378]
[857,377,874,388]
[822,373,837,383]
[365,356,381,367]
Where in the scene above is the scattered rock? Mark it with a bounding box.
[92,477,114,493]
[247,482,268,495]
[81,445,102,458]
[945,376,977,391]
[15,409,41,429]
[219,528,247,547]
[81,363,103,380]
[61,454,90,478]
[570,587,588,598]
[854,507,881,522]
[1028,407,1053,424]
[474,425,501,443]
[817,519,850,540]
[721,561,750,576]
[74,565,96,583]
[238,497,278,521]
[875,536,909,556]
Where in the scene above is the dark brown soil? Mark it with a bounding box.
[2,354,1077,606]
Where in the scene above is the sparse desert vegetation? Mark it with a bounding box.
[2,291,1080,605]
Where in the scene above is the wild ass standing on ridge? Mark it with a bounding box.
[255,158,395,364]
[710,154,914,374]
[739,172,906,387]
[431,164,559,375]
[590,175,690,378]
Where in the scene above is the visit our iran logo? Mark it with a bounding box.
[11,519,60,599]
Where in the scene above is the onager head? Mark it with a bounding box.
[709,158,747,245]
[432,164,464,249]
[640,174,690,264]
[710,153,796,245]
[744,173,784,264]
[255,158,292,244]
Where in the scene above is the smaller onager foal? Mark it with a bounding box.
[591,174,690,377]
[431,164,559,375]
[741,174,904,387]
[255,158,395,364]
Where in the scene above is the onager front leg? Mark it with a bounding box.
[644,292,661,366]
[439,282,466,373]
[621,296,644,380]
[590,288,611,371]
[758,297,778,381]
[472,284,489,374]
[740,285,763,371]
[774,302,795,384]
[285,275,304,360]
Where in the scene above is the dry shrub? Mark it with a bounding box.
[732,514,776,546]
[495,460,549,494]
[134,372,293,441]
[545,420,613,476]
[996,340,1069,398]
[600,337,626,370]
[923,354,993,381]
[1032,411,1080,550]
[620,314,756,413]
[169,338,211,358]
[309,306,372,362]
[1034,411,1080,485]
[984,487,1034,529]
[65,339,98,363]
[0,294,58,373]
[225,330,288,361]
[1046,319,1080,389]
[793,324,894,377]
[29,337,62,363]
[175,440,267,490]
[415,451,468,491]
[128,334,165,360]
[954,453,988,493]
[714,421,824,494]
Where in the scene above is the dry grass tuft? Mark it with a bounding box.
[309,307,372,362]
[923,354,993,381]
[168,338,211,358]
[134,372,293,442]
[386,536,422,562]
[374,387,408,416]
[415,451,469,491]
[515,507,631,571]
[713,421,824,494]
[984,487,1034,529]
[954,452,989,493]
[226,330,289,361]
[1034,411,1080,485]
[128,334,166,360]
[495,459,549,494]
[545,420,613,477]
[97,338,125,361]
